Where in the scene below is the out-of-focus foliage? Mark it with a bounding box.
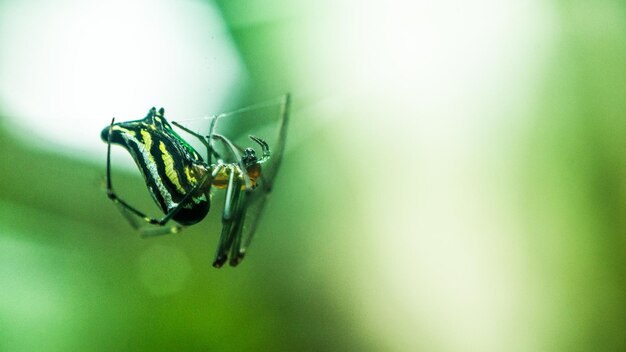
[1,0,625,351]
[523,2,626,350]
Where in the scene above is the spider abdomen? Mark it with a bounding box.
[102,107,212,225]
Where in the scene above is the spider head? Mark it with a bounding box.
[242,147,258,168]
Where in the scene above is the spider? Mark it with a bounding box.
[101,95,289,267]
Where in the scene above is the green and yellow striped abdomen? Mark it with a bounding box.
[101,107,211,225]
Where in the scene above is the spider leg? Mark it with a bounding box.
[212,133,253,190]
[171,120,222,163]
[226,136,269,264]
[248,135,271,163]
[209,134,270,266]
[212,165,245,267]
[106,118,212,235]
[228,192,249,266]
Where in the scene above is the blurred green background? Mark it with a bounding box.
[1,0,625,351]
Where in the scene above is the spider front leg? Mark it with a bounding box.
[209,134,270,266]
[227,193,249,266]
[249,135,270,163]
[212,133,254,190]
[212,164,249,267]
[213,164,242,268]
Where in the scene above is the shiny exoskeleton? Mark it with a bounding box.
[101,106,270,267]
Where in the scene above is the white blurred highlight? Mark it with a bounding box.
[0,0,244,160]
[297,0,556,350]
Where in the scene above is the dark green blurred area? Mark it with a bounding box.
[524,2,626,351]
[0,126,365,351]
[0,95,368,347]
